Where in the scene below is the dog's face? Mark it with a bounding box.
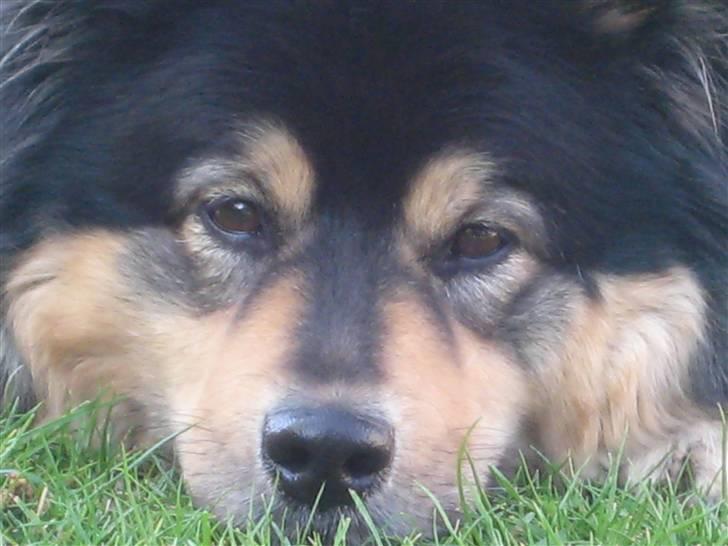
[8,123,532,535]
[2,1,726,541]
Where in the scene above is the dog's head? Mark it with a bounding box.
[2,1,726,540]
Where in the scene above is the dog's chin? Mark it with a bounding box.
[217,500,380,544]
[197,485,453,544]
[257,504,444,545]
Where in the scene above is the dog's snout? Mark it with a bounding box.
[262,406,394,510]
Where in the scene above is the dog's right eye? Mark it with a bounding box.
[203,198,263,238]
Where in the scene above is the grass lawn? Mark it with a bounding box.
[1,403,726,546]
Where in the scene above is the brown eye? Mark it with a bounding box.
[451,224,506,259]
[206,198,262,235]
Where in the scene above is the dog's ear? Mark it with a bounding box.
[551,0,725,59]
[565,1,727,63]
[573,1,727,42]
[578,0,663,36]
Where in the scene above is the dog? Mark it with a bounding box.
[1,0,726,541]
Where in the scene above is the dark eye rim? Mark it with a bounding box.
[199,197,269,247]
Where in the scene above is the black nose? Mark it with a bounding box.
[262,406,394,510]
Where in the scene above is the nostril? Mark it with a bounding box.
[343,447,391,480]
[268,440,310,474]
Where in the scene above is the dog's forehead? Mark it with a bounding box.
[163,5,515,221]
[181,121,506,233]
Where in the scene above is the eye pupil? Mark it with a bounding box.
[452,225,504,259]
[208,199,262,235]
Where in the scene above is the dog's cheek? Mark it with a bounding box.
[5,231,170,436]
[529,267,710,477]
[7,233,129,410]
[377,294,526,515]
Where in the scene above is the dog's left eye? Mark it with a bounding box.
[204,198,263,237]
[450,224,508,260]
[431,224,512,277]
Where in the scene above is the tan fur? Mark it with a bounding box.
[6,233,135,421]
[376,291,526,522]
[530,267,725,496]
[241,121,315,224]
[169,275,307,515]
[403,150,494,244]
[582,1,655,35]
[179,215,236,277]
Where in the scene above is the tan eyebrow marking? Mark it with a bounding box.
[242,122,315,224]
[403,149,495,242]
[176,121,315,226]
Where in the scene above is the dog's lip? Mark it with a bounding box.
[241,492,454,544]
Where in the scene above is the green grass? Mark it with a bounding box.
[1,403,725,546]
